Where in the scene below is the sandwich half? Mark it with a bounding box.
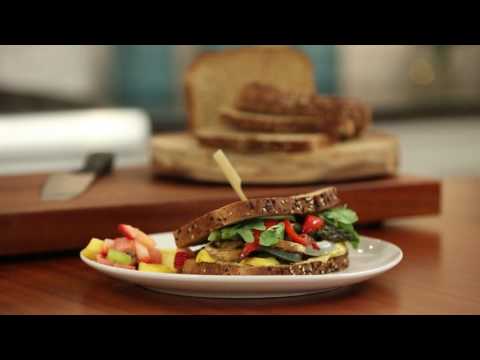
[174,187,361,275]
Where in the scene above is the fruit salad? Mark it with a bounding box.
[80,224,193,273]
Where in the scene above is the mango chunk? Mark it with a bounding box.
[139,263,176,273]
[81,238,104,260]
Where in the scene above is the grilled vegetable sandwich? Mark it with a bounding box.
[175,187,360,275]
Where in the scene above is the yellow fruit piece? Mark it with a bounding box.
[240,257,280,267]
[195,249,216,263]
[159,249,177,269]
[138,263,176,273]
[81,238,104,260]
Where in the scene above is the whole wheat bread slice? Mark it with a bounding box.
[181,254,349,275]
[194,126,331,153]
[220,87,372,139]
[220,106,358,138]
[174,187,340,248]
[235,82,370,117]
[184,46,316,130]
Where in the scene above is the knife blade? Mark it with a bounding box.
[41,153,114,201]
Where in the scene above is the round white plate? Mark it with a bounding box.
[80,232,403,298]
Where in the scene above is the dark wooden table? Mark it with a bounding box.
[1,177,479,314]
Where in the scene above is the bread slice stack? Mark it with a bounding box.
[151,46,399,184]
[186,46,372,153]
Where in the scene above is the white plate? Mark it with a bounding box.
[81,233,403,298]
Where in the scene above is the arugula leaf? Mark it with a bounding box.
[208,230,221,242]
[238,228,254,243]
[259,223,285,247]
[322,206,358,225]
[337,222,360,249]
[214,219,267,242]
[319,206,360,249]
[221,224,242,240]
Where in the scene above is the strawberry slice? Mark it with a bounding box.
[96,254,113,266]
[101,239,115,256]
[113,237,135,255]
[118,224,136,240]
[135,240,162,264]
[174,249,194,270]
[118,224,156,248]
[147,247,162,264]
[135,241,151,263]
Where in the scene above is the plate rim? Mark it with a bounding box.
[80,235,403,282]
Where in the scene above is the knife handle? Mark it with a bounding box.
[81,153,114,176]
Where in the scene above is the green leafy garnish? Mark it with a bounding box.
[322,206,359,225]
[210,219,266,243]
[208,230,221,242]
[220,225,240,240]
[337,222,360,249]
[319,206,361,249]
[238,228,254,243]
[259,223,285,247]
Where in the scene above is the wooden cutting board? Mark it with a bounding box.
[151,131,399,184]
[1,167,440,256]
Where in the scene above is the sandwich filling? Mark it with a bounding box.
[196,206,360,267]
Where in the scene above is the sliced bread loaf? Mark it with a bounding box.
[184,46,316,130]
[224,83,372,139]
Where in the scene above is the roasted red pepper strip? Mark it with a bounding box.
[300,234,320,250]
[284,219,320,249]
[302,215,325,235]
[240,220,277,258]
[284,219,309,246]
[240,230,261,259]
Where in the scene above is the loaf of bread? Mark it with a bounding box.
[184,46,316,130]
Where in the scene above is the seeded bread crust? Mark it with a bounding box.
[228,83,372,139]
[236,82,367,117]
[174,187,340,248]
[181,253,349,275]
[194,126,331,153]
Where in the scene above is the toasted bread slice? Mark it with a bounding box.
[194,126,332,153]
[174,187,340,248]
[181,254,349,275]
[184,46,316,130]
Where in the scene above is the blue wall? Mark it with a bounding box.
[112,45,338,109]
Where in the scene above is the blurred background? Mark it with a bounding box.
[1,45,479,177]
